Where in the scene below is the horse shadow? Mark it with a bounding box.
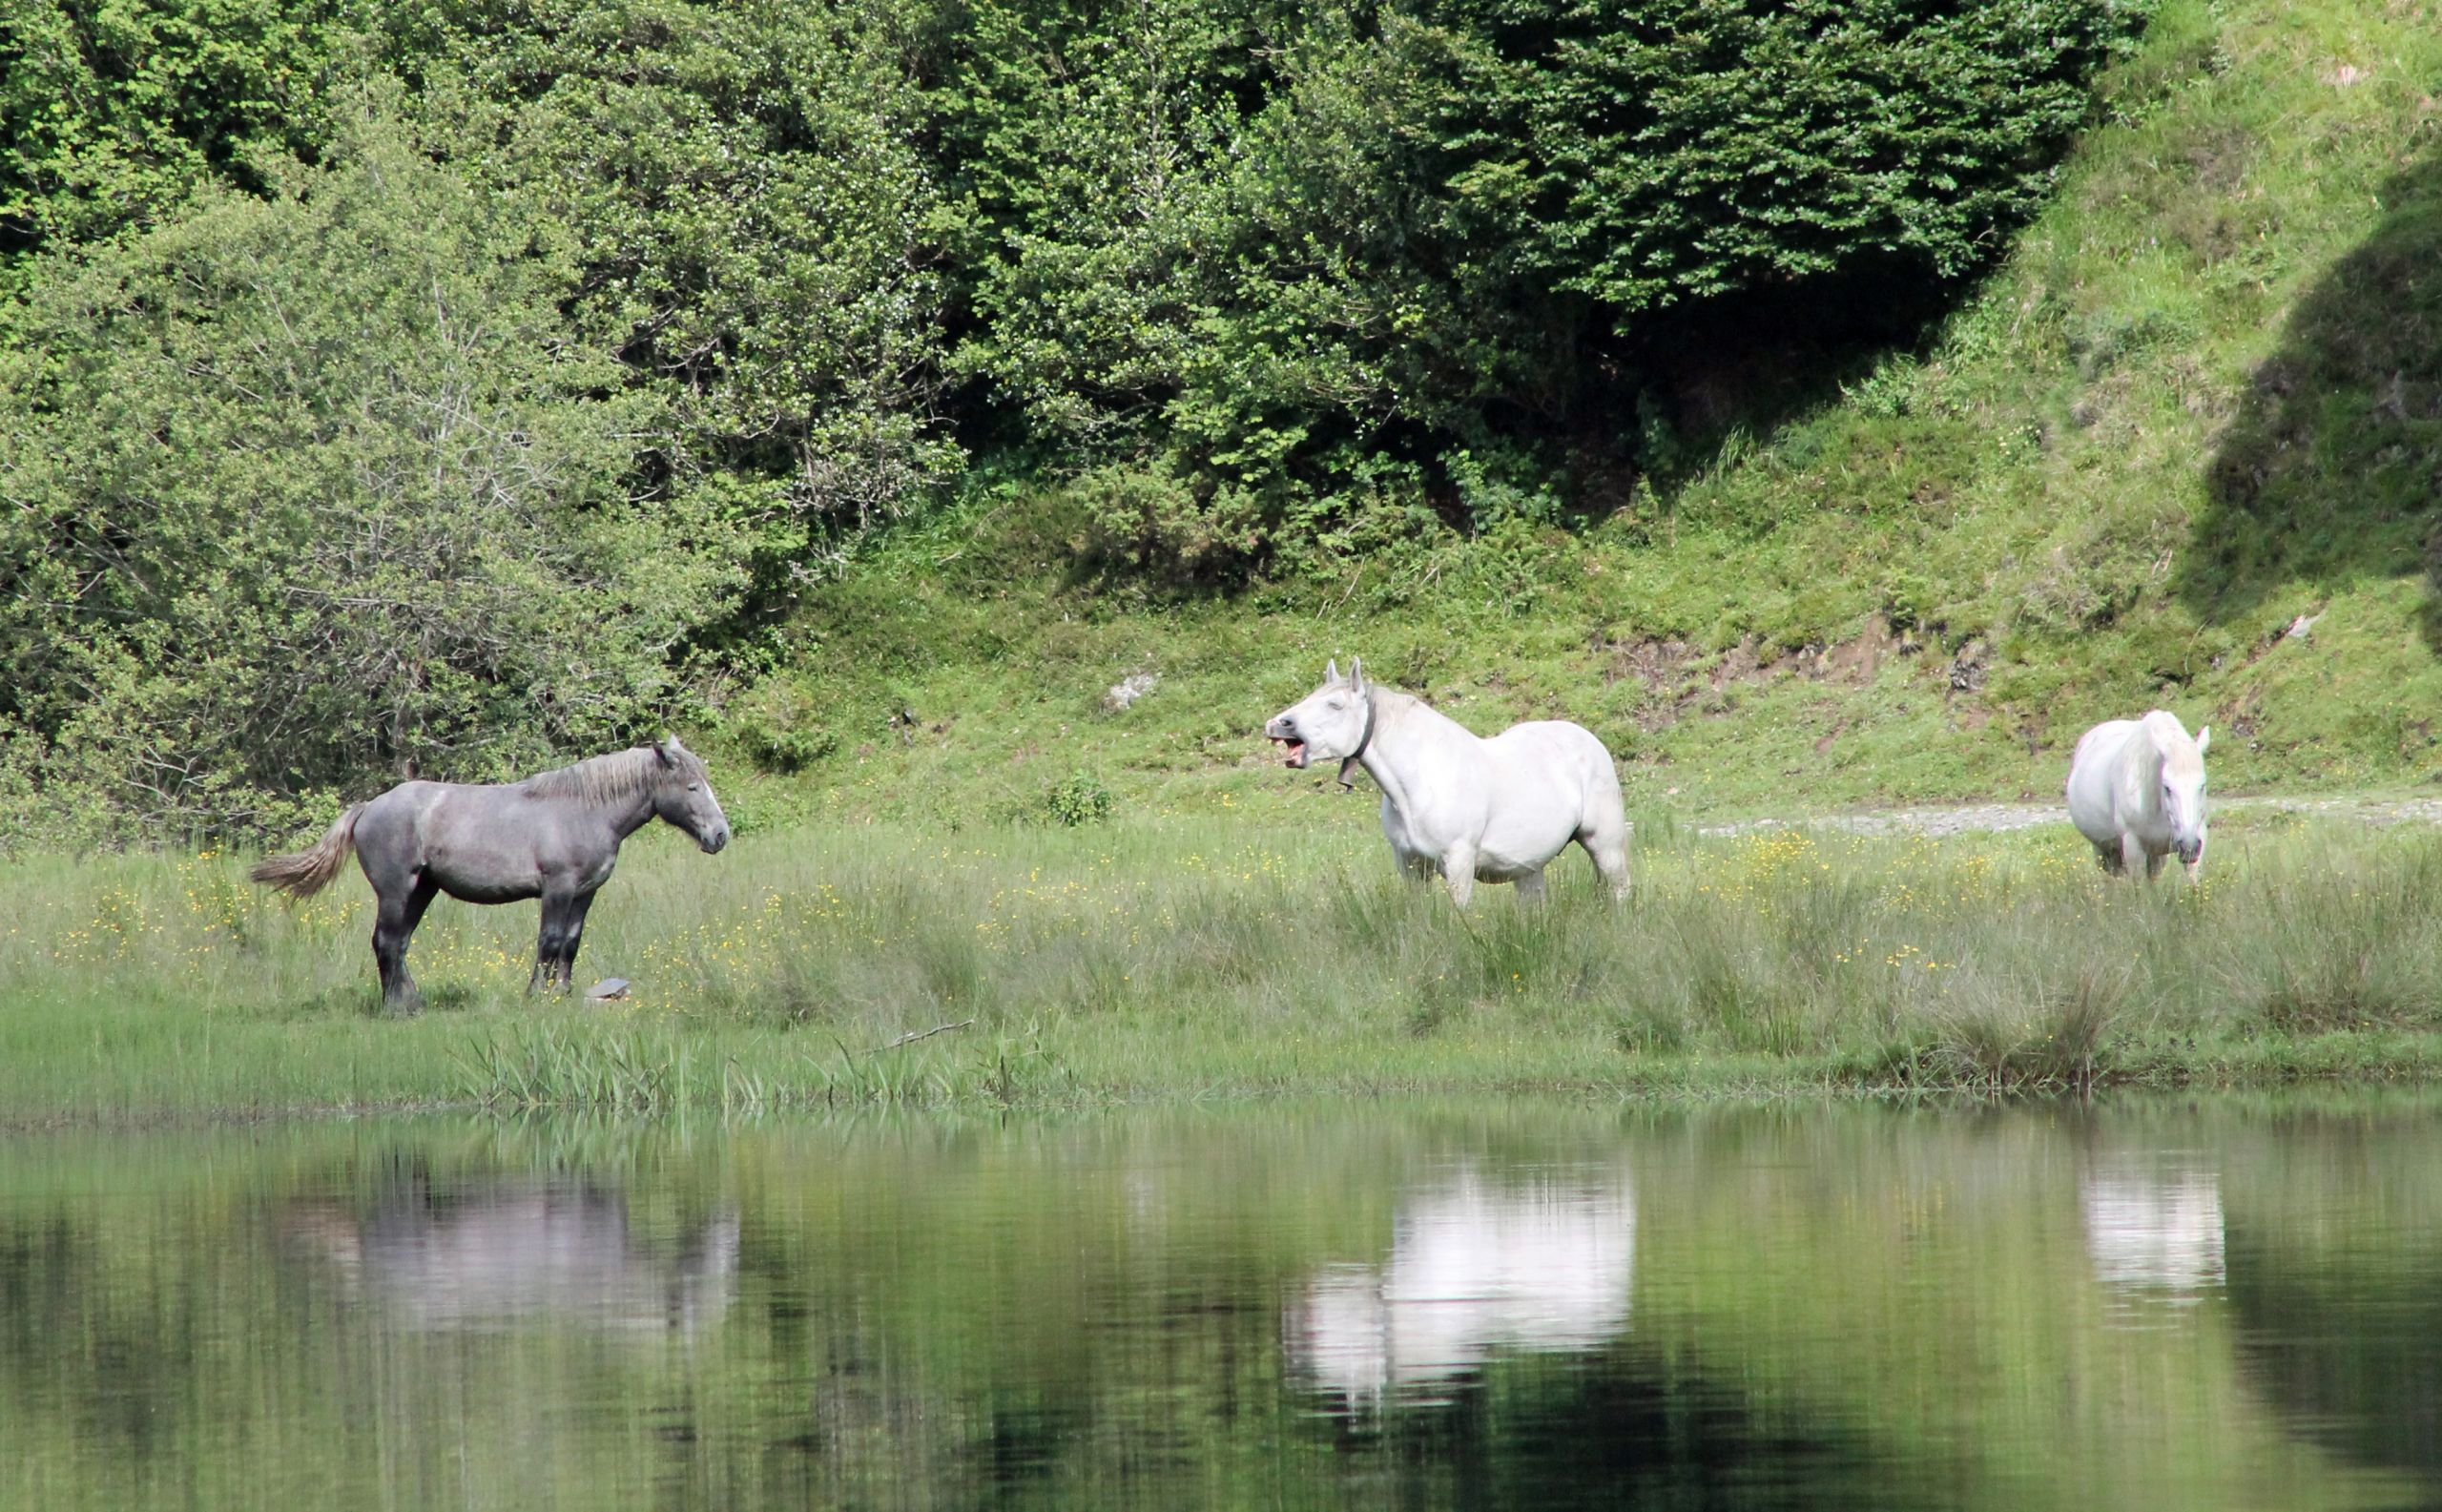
[2176,146,2442,646]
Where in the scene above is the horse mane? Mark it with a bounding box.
[2139,711,2205,777]
[524,744,701,806]
[1370,685,1460,736]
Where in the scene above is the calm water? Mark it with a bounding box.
[6,1097,2442,1510]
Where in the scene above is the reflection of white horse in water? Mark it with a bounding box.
[1287,1170,1636,1405]
[2080,1157,2225,1298]
[283,1182,739,1336]
[1265,659,1630,905]
[2066,712,2211,881]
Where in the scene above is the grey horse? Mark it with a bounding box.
[252,737,731,1009]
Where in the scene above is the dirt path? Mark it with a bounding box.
[1704,794,2442,839]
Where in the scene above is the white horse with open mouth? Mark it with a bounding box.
[1265,659,1629,905]
[2065,710,2211,880]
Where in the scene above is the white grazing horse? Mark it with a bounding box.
[1264,658,1629,904]
[2065,711,2210,880]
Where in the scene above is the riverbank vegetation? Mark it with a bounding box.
[5,811,2439,1122]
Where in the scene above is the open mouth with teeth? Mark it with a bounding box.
[1273,737,1308,768]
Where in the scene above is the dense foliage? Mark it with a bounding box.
[0,0,2144,833]
[0,121,742,832]
[950,0,2145,563]
[0,0,360,265]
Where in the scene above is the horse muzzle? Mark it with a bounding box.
[1265,717,1309,768]
[700,827,732,855]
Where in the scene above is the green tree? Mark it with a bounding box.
[944,0,2147,568]
[0,0,362,269]
[396,0,962,590]
[0,114,746,836]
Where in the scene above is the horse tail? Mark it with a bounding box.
[251,804,364,899]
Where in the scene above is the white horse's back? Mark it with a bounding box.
[1479,721,1624,873]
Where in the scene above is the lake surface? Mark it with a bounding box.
[6,1096,2441,1510]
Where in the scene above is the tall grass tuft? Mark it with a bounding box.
[1923,967,2128,1093]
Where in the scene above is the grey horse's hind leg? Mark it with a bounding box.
[374,874,439,1011]
[557,889,601,990]
[2092,840,2123,875]
[531,888,598,992]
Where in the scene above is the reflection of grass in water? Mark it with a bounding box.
[5,815,2442,1117]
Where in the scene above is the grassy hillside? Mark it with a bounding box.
[716,0,2442,835]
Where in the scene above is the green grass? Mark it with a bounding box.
[8,810,2442,1121]
[700,0,2442,832]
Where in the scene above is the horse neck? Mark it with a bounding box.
[598,784,660,839]
[2123,728,2168,821]
[1356,691,1464,816]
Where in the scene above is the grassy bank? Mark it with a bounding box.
[6,808,2442,1122]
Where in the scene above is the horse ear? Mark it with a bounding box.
[1325,658,1340,685]
[2195,725,2210,756]
[654,735,678,766]
[1350,656,1367,694]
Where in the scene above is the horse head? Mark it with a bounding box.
[1266,658,1377,788]
[650,736,732,853]
[2157,720,2210,878]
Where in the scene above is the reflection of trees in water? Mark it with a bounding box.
[282,1182,738,1336]
[2201,1104,2442,1492]
[2080,1155,2226,1302]
[1286,1169,1635,1408]
[2225,1235,2442,1485]
[1346,1351,1943,1512]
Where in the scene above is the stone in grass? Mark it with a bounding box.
[1106,671,1158,711]
[586,978,631,1001]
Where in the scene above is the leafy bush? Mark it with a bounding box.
[733,719,840,776]
[949,0,2151,560]
[0,0,359,267]
[0,117,747,835]
[1036,774,1116,827]
[398,0,962,570]
[1070,465,1268,586]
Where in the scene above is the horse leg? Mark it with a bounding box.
[531,891,587,993]
[1440,843,1479,908]
[373,874,439,1012]
[2144,848,2165,882]
[1516,869,1547,905]
[1580,818,1631,902]
[2092,840,2123,876]
[2120,834,2148,880]
[531,895,566,991]
[555,889,600,991]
